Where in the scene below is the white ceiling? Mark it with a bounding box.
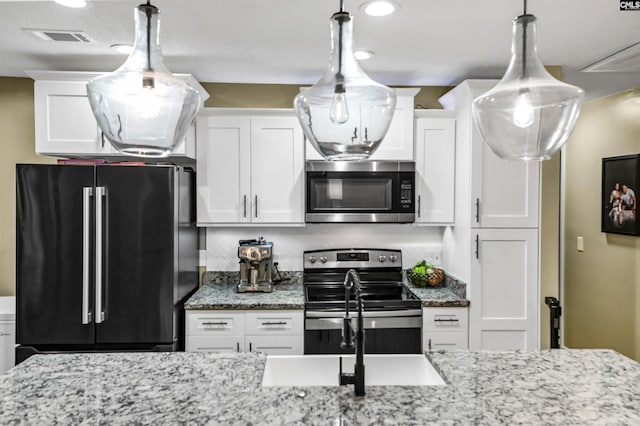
[0,0,639,100]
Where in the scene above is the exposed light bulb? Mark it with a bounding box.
[513,91,534,128]
[330,91,349,124]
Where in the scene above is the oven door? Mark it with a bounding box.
[304,310,422,354]
[305,161,415,223]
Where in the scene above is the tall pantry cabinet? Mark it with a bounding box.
[440,80,540,350]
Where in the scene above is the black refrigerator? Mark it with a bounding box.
[15,164,198,364]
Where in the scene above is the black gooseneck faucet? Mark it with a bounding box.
[339,269,365,396]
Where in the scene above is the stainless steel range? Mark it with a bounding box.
[303,248,422,354]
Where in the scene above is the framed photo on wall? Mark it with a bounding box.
[602,154,640,236]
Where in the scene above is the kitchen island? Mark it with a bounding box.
[0,349,637,425]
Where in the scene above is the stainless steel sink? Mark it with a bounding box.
[262,354,446,387]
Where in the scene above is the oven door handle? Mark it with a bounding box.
[305,309,422,318]
[305,316,422,330]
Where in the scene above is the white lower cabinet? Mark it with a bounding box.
[186,310,303,355]
[422,307,468,351]
[0,321,15,373]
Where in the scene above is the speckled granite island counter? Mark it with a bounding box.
[0,349,638,425]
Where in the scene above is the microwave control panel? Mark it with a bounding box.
[399,178,414,210]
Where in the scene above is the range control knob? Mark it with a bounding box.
[319,256,328,264]
[379,255,386,263]
[389,255,398,263]
[308,256,317,264]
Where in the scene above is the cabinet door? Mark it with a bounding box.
[369,93,415,161]
[470,124,540,228]
[250,117,304,223]
[469,229,539,350]
[0,322,15,373]
[246,335,303,355]
[415,117,456,224]
[196,116,251,224]
[34,80,113,156]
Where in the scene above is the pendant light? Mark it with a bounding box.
[472,0,584,161]
[87,2,202,157]
[294,0,396,161]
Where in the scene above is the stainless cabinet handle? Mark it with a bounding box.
[202,321,228,326]
[249,342,252,352]
[261,321,287,326]
[475,234,479,260]
[236,342,240,352]
[475,198,480,223]
[100,131,105,149]
[254,195,258,218]
[95,186,106,324]
[0,332,10,337]
[417,195,421,218]
[243,195,247,218]
[82,187,93,325]
[434,318,459,323]
[428,338,432,351]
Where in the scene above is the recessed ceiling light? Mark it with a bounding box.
[361,1,398,17]
[354,50,375,60]
[110,44,133,55]
[53,0,87,8]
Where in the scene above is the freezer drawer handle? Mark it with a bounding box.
[82,187,93,325]
[202,321,228,326]
[95,186,106,324]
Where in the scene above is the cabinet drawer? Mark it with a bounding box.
[424,332,468,351]
[245,311,303,335]
[423,307,468,332]
[245,335,303,355]
[186,311,245,336]
[186,335,244,353]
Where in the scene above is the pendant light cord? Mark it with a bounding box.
[146,0,152,73]
[521,0,528,79]
[335,0,345,93]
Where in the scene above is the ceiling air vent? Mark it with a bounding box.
[25,29,95,43]
[582,42,640,72]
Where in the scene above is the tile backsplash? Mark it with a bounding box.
[206,224,443,271]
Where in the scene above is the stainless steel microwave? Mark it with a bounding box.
[305,161,415,223]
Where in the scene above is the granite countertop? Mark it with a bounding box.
[186,270,469,310]
[185,282,305,310]
[1,349,638,425]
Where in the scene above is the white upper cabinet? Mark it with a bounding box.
[305,88,420,161]
[28,71,207,159]
[440,80,539,229]
[414,111,456,224]
[196,109,305,226]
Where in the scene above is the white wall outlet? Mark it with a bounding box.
[577,236,584,252]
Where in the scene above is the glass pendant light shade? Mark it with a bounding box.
[87,3,201,157]
[294,10,396,161]
[472,14,584,161]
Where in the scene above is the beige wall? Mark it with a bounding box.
[200,83,452,109]
[564,89,640,361]
[0,78,56,296]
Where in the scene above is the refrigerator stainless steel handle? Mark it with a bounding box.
[254,195,258,218]
[417,195,421,218]
[243,195,247,218]
[82,187,93,324]
[95,186,106,323]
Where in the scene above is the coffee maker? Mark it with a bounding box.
[237,237,274,293]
